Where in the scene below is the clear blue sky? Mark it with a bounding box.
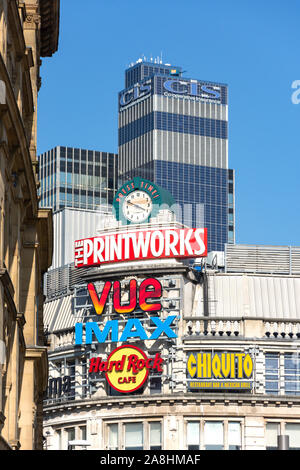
[37,0,300,247]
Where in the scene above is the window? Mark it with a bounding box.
[149,376,162,394]
[266,422,280,450]
[108,423,119,450]
[286,423,300,450]
[150,422,161,450]
[187,420,242,450]
[284,354,300,395]
[125,423,143,450]
[67,427,75,444]
[228,422,241,450]
[266,421,300,450]
[56,429,62,450]
[265,352,300,396]
[204,421,224,450]
[265,353,280,395]
[54,423,88,450]
[228,229,234,243]
[187,421,200,450]
[67,360,75,400]
[105,421,162,450]
[79,426,87,441]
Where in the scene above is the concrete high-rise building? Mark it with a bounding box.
[38,146,118,212]
[118,59,235,252]
[38,146,118,270]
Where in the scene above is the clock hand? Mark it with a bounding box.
[127,200,148,212]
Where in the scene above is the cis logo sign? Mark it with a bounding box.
[89,345,163,393]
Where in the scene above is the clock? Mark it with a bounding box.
[122,190,153,223]
[113,177,175,225]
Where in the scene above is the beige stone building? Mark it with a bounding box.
[0,0,59,450]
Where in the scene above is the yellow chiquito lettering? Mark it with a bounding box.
[221,353,231,378]
[236,353,245,378]
[212,354,222,378]
[197,353,207,378]
[243,354,253,378]
[187,354,197,378]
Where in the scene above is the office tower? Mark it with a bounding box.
[118,59,235,252]
[38,146,118,269]
[38,146,118,212]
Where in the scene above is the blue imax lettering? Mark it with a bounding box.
[75,315,178,345]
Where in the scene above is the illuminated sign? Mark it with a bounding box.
[75,227,207,268]
[75,315,177,344]
[87,278,162,316]
[75,277,178,344]
[187,352,253,391]
[89,345,163,393]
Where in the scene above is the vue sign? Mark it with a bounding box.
[87,278,162,316]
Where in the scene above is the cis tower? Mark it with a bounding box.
[118,59,235,252]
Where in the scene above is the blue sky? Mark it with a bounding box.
[37,0,300,247]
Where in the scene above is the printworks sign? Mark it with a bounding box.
[187,352,254,391]
[74,227,207,268]
[74,178,207,267]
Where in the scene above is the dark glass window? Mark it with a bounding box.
[285,354,300,395]
[266,353,280,394]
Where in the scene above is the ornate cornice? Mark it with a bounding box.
[43,392,300,415]
[26,346,48,391]
[39,0,60,57]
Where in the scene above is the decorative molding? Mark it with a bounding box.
[43,393,300,415]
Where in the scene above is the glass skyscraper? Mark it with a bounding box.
[118,59,234,252]
[38,146,118,212]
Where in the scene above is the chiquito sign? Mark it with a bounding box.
[187,352,254,391]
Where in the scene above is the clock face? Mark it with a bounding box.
[122,190,153,223]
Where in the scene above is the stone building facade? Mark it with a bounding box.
[0,0,59,450]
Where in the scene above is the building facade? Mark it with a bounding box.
[0,0,59,450]
[38,146,118,270]
[118,59,235,252]
[38,146,118,212]
[42,193,300,450]
[50,207,114,270]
